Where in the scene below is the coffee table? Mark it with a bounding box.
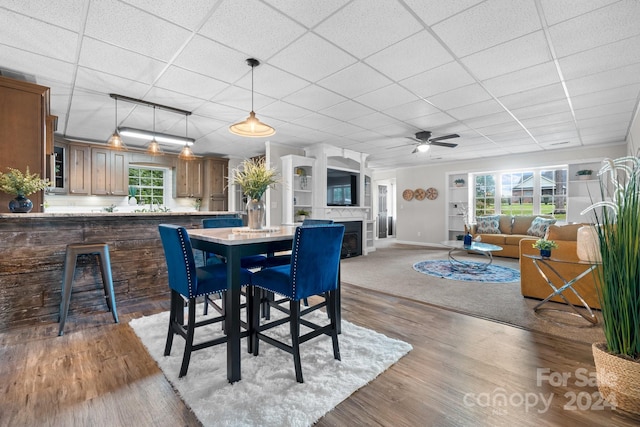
[441,240,503,272]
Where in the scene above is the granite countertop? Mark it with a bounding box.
[0,211,242,219]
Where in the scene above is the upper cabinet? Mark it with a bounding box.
[205,157,228,210]
[68,144,91,195]
[0,76,51,212]
[175,158,204,198]
[91,147,129,196]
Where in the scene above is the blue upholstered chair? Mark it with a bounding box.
[158,224,253,378]
[263,219,335,267]
[251,224,345,383]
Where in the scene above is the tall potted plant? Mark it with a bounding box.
[230,158,279,230]
[582,155,640,414]
[0,166,50,213]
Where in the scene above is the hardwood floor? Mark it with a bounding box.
[1,286,638,426]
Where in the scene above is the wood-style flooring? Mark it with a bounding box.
[1,284,639,427]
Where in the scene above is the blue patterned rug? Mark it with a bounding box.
[412,260,520,283]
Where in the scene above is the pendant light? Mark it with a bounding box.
[107,97,127,150]
[179,115,195,161]
[146,106,163,156]
[229,58,275,138]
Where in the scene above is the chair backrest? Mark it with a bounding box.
[158,224,197,298]
[289,224,345,300]
[302,218,334,225]
[202,217,243,229]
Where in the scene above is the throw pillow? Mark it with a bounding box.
[527,217,557,237]
[476,215,501,234]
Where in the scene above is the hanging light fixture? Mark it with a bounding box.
[107,97,127,150]
[229,58,275,138]
[179,115,195,161]
[146,106,163,156]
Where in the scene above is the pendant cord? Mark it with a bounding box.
[251,64,254,111]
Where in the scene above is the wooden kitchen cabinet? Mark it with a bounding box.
[175,158,203,198]
[206,157,229,210]
[68,144,91,195]
[91,148,129,196]
[0,76,50,212]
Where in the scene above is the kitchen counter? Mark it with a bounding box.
[0,211,241,330]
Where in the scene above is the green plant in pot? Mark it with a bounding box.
[582,155,640,414]
[532,238,558,258]
[0,166,50,213]
[295,209,310,222]
[576,169,593,179]
[230,157,279,230]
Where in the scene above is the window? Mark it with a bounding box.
[129,167,165,205]
[474,174,496,216]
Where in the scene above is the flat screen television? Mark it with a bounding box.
[327,168,358,206]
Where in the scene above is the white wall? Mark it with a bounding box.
[394,143,627,246]
[628,105,640,155]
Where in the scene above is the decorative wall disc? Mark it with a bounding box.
[425,187,438,200]
[402,189,414,201]
[414,188,426,200]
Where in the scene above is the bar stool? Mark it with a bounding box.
[58,242,119,336]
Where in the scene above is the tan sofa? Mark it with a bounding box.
[519,223,601,309]
[468,215,554,258]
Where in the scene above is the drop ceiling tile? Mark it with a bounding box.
[65,89,117,141]
[0,44,76,86]
[355,84,419,111]
[349,112,403,130]
[428,83,491,110]
[320,101,375,122]
[512,99,571,120]
[548,1,640,57]
[85,0,191,61]
[570,84,640,110]
[154,66,228,101]
[448,99,505,121]
[461,31,551,81]
[431,0,541,57]
[558,34,640,80]
[269,33,356,82]
[344,130,387,143]
[78,38,167,84]
[463,112,515,129]
[406,112,457,130]
[315,0,423,58]
[1,9,79,63]
[403,0,484,26]
[122,0,217,30]
[74,67,150,99]
[474,121,524,136]
[578,112,632,129]
[383,99,441,121]
[143,87,207,112]
[292,113,345,132]
[536,130,579,142]
[498,83,567,110]
[318,63,392,99]
[283,84,347,111]
[263,0,348,28]
[483,62,561,97]
[365,31,454,82]
[565,63,640,97]
[401,61,474,98]
[2,0,87,31]
[201,3,306,58]
[520,112,574,129]
[213,85,276,113]
[258,101,313,122]
[193,102,246,121]
[233,64,310,100]
[540,0,618,26]
[374,122,419,138]
[574,99,638,121]
[174,35,248,84]
[181,114,227,139]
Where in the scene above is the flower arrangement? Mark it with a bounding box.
[532,239,558,251]
[230,157,279,200]
[0,166,50,196]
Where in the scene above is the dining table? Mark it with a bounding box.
[187,225,343,383]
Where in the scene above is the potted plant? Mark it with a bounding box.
[582,155,640,414]
[0,166,50,213]
[230,158,279,230]
[576,169,593,180]
[454,178,465,187]
[128,186,138,205]
[295,209,310,222]
[532,238,558,258]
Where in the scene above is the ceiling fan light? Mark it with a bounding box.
[417,143,430,153]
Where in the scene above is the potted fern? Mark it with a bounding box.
[0,166,50,213]
[582,155,640,415]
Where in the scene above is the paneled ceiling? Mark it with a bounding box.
[1,0,639,169]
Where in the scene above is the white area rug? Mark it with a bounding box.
[130,306,412,427]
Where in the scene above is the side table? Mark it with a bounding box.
[523,254,599,324]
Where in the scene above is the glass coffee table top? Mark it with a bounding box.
[440,240,503,271]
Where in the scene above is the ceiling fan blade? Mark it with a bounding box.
[429,141,458,148]
[430,133,460,142]
[387,143,414,150]
[411,147,418,154]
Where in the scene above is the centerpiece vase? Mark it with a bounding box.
[247,198,265,230]
[9,194,33,213]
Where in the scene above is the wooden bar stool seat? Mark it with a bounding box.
[58,242,119,336]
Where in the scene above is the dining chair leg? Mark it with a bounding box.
[179,298,197,378]
[251,288,261,356]
[290,300,303,383]
[164,290,179,356]
[328,290,341,361]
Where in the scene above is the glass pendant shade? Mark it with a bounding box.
[178,144,194,161]
[229,58,275,138]
[146,139,163,156]
[107,98,127,150]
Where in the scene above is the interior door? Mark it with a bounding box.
[378,185,388,238]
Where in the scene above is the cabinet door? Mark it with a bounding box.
[110,151,129,196]
[68,144,91,195]
[208,158,228,210]
[91,148,110,195]
[175,158,203,197]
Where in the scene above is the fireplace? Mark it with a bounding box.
[337,221,362,259]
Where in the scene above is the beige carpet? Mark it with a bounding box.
[341,241,605,344]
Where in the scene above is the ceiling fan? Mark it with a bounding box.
[389,131,460,153]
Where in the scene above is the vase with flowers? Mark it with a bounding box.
[231,158,279,230]
[0,166,50,213]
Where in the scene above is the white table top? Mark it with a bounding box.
[188,225,297,245]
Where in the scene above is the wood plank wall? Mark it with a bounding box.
[0,213,233,330]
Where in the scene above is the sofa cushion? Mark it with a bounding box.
[478,234,506,245]
[476,215,501,234]
[527,216,557,237]
[511,215,539,235]
[504,234,532,246]
[546,223,586,241]
[499,215,513,234]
